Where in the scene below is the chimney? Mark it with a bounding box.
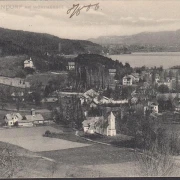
[31,109,35,116]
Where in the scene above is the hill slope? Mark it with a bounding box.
[0,27,102,55]
[88,30,180,51]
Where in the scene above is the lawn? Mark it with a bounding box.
[39,143,135,166]
[0,126,91,152]
[0,126,180,177]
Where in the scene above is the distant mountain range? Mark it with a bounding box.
[88,30,180,52]
[0,27,102,56]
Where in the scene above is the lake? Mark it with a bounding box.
[109,52,180,69]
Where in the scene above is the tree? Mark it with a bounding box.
[151,70,156,84]
[12,88,25,111]
[30,80,43,105]
[158,84,169,93]
[0,88,7,110]
[169,70,174,80]
[175,72,179,93]
[113,85,121,100]
[102,86,113,98]
[32,92,42,106]
[125,62,130,69]
[24,67,35,75]
[164,70,168,80]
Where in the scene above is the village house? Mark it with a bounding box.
[122,73,140,85]
[158,81,173,90]
[108,69,116,77]
[144,101,159,114]
[174,103,180,112]
[157,77,173,90]
[122,75,133,85]
[41,97,58,103]
[11,91,25,101]
[131,97,139,104]
[24,57,35,69]
[155,74,160,83]
[82,111,116,136]
[131,73,140,82]
[172,96,180,111]
[4,113,23,126]
[66,62,75,71]
[4,109,45,127]
[80,89,99,105]
[23,109,44,125]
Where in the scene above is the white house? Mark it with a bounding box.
[155,74,160,83]
[24,57,35,69]
[82,117,99,134]
[11,91,24,101]
[80,89,99,105]
[24,109,44,124]
[144,101,159,114]
[41,97,58,103]
[122,75,133,85]
[108,69,116,77]
[82,112,116,136]
[175,104,180,112]
[4,113,23,126]
[4,109,45,127]
[131,73,140,82]
[157,80,173,90]
[67,62,75,71]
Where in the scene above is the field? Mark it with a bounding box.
[0,124,180,177]
[26,72,68,86]
[0,125,180,177]
[39,144,140,178]
[0,126,91,152]
[0,125,140,177]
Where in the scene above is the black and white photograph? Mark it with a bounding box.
[0,0,180,178]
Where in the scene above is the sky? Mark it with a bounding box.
[1,0,180,40]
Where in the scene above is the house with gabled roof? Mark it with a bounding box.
[131,73,140,82]
[82,111,116,136]
[4,113,23,126]
[66,62,75,71]
[80,89,100,105]
[24,57,35,69]
[144,100,159,114]
[108,69,116,77]
[4,109,45,127]
[122,75,133,86]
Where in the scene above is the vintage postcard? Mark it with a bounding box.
[0,0,179,178]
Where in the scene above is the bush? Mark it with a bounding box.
[44,130,51,137]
